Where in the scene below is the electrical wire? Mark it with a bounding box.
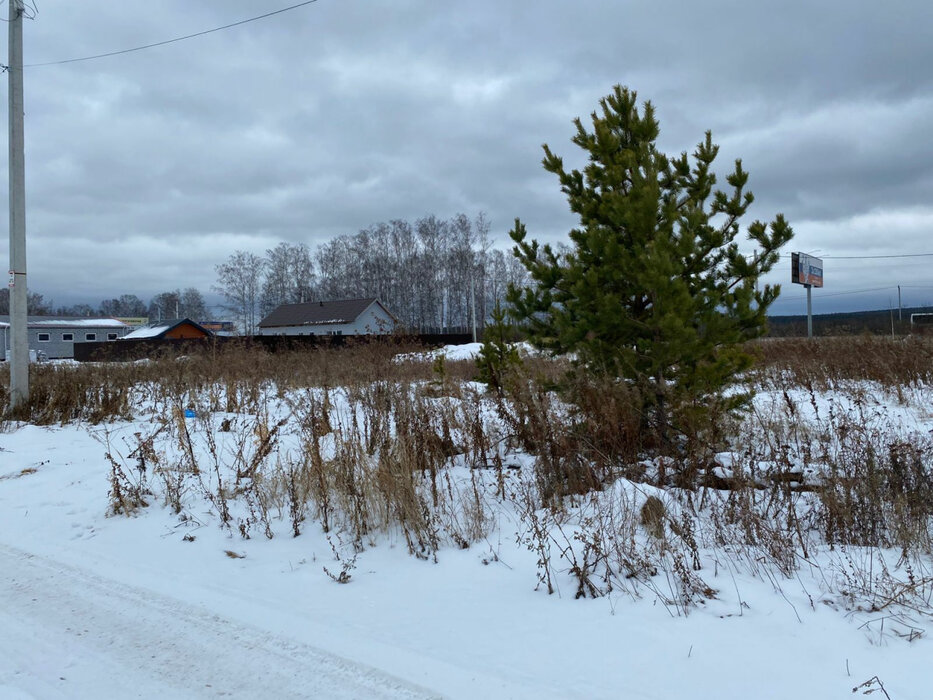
[780,252,933,259]
[0,0,38,22]
[822,252,933,259]
[23,0,318,68]
[780,285,897,301]
[803,260,933,272]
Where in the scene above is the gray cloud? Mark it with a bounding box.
[3,0,932,313]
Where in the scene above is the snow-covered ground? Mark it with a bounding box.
[394,341,539,363]
[1,354,931,699]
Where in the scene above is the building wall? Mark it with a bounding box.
[31,325,127,359]
[164,324,209,339]
[343,305,396,334]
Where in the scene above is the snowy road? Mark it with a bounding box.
[0,544,440,699]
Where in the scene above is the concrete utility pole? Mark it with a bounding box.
[8,0,28,409]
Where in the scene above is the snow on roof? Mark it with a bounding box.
[28,318,128,328]
[122,319,211,339]
[123,326,167,339]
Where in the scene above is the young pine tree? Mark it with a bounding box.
[476,300,521,396]
[507,85,793,447]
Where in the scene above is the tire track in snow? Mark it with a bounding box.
[0,543,441,699]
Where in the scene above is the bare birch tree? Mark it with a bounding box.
[214,251,264,334]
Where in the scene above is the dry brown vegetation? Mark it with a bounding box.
[753,335,933,387]
[2,336,932,622]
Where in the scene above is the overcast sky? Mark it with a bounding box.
[3,0,933,315]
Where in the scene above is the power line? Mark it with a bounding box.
[805,259,933,272]
[780,285,933,302]
[781,252,933,260]
[781,286,896,300]
[822,252,933,260]
[21,0,319,68]
[0,1,38,22]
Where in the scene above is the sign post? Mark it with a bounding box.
[791,252,824,338]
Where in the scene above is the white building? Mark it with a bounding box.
[0,316,129,360]
[257,298,397,336]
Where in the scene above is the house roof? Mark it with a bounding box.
[0,315,128,329]
[123,318,211,340]
[258,298,392,328]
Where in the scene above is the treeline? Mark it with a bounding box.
[215,213,530,333]
[0,287,208,322]
[5,212,529,332]
[767,306,933,337]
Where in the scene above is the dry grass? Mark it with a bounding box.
[6,335,933,622]
[753,335,933,387]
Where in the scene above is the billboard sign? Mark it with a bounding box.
[791,252,823,288]
[115,317,149,327]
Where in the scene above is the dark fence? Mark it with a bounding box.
[410,325,475,336]
[72,332,476,363]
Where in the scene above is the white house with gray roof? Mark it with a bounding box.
[257,298,397,336]
[0,316,129,360]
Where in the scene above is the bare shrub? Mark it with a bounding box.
[101,434,150,516]
[494,365,602,503]
[818,429,933,552]
[6,364,134,425]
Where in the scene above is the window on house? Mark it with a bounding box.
[85,333,97,341]
[37,332,50,342]
[107,333,118,341]
[62,333,74,342]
